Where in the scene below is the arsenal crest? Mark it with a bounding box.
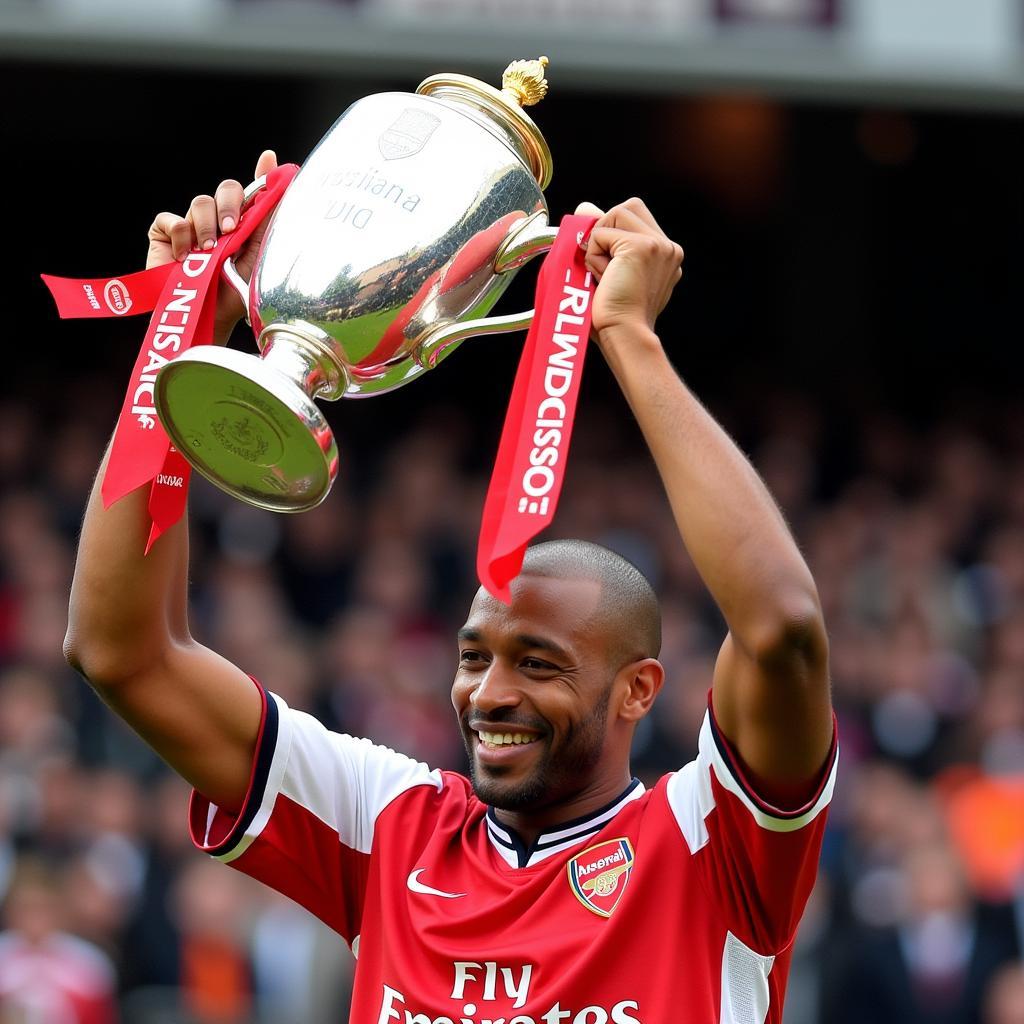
[379,109,441,161]
[567,838,635,918]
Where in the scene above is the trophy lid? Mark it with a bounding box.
[417,57,553,190]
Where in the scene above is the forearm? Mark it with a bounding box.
[600,327,820,655]
[65,440,190,684]
[579,200,830,785]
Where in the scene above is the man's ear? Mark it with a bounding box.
[616,659,665,722]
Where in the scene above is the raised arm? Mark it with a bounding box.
[581,199,832,801]
[63,151,279,813]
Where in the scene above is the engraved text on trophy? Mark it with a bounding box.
[378,108,440,160]
[320,166,423,227]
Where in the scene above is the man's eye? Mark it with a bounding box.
[460,650,486,663]
[521,658,556,671]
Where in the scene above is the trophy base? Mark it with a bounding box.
[154,346,339,512]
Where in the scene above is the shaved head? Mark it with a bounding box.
[519,539,661,669]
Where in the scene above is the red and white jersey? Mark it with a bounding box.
[190,683,837,1024]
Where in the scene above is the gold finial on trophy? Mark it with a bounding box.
[501,56,550,107]
[416,59,554,188]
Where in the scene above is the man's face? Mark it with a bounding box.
[451,574,618,812]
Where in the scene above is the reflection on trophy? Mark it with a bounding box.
[154,57,560,512]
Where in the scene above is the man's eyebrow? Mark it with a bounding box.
[456,628,572,663]
[515,634,573,662]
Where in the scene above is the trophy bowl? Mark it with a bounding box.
[154,58,560,512]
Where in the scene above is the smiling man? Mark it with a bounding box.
[455,545,661,838]
[65,152,835,1024]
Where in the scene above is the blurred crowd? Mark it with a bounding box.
[2,381,1024,1024]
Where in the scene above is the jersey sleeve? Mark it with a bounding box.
[188,680,442,944]
[665,699,837,955]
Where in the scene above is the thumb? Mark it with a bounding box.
[575,201,605,218]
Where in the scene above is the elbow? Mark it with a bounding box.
[64,584,178,688]
[63,626,116,689]
[63,623,146,692]
[746,590,828,675]
[64,597,112,686]
[63,627,84,677]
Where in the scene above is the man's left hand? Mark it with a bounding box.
[576,198,684,348]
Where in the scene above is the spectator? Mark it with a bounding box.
[0,859,118,1024]
[830,840,1018,1024]
[3,391,1024,1019]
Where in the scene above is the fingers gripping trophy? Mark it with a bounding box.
[155,57,560,512]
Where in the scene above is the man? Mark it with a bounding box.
[65,150,836,1023]
[0,861,118,1024]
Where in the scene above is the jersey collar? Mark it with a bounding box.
[485,778,645,869]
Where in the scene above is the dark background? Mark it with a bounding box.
[16,60,1024,434]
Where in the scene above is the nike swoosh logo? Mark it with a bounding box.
[407,869,466,899]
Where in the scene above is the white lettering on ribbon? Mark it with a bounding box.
[130,282,202,430]
[516,268,592,516]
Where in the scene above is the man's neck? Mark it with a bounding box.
[492,769,634,849]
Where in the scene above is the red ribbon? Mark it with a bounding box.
[41,163,299,552]
[41,264,175,320]
[45,194,595,596]
[476,214,598,603]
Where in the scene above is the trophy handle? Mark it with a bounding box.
[418,212,559,369]
[220,174,269,325]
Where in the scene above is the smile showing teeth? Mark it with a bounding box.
[477,731,539,748]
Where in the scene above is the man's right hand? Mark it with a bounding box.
[145,148,279,342]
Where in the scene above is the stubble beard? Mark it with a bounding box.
[464,692,611,812]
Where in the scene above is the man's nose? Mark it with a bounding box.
[470,663,522,713]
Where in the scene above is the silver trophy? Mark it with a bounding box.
[154,58,560,511]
